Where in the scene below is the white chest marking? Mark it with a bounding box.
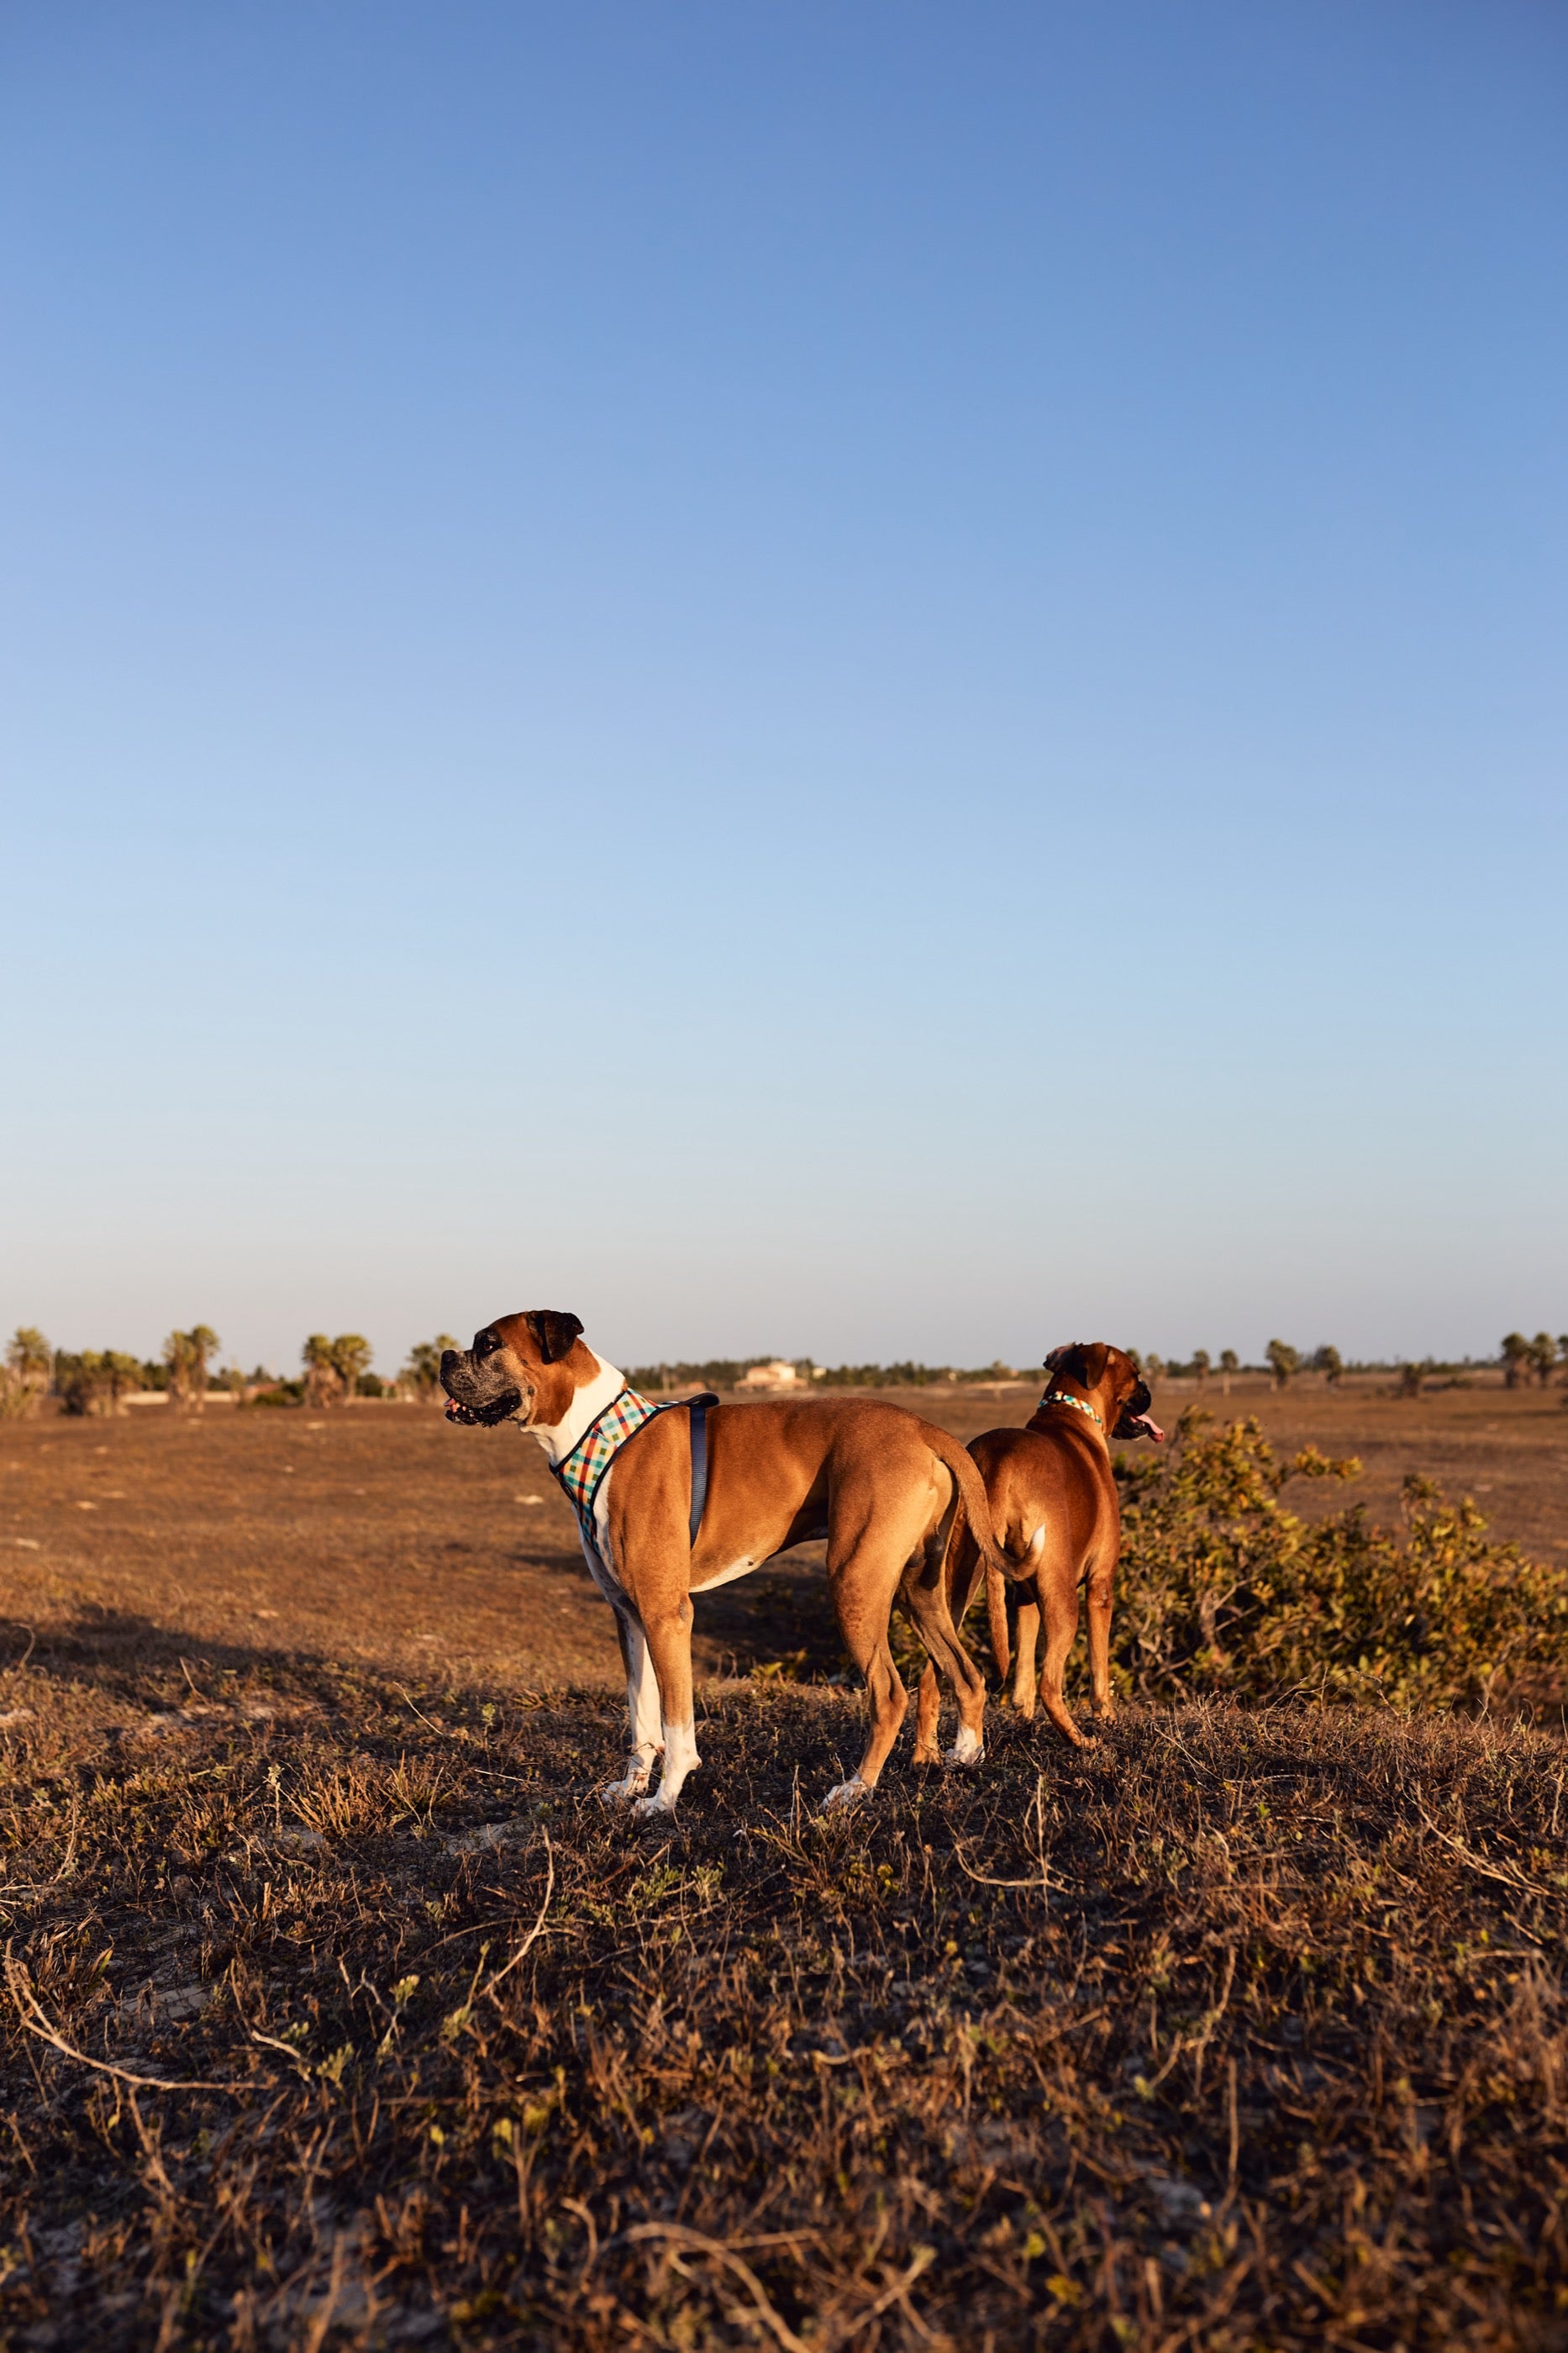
[527,1355,627,1468]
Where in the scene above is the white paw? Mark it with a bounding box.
[821,1777,870,1812]
[598,1771,651,1808]
[944,1730,985,1769]
[632,1790,676,1822]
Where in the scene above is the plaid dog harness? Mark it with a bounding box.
[552,1387,719,1571]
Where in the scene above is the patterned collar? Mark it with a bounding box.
[1038,1387,1103,1429]
[551,1386,669,1545]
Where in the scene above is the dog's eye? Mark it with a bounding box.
[475,1332,498,1357]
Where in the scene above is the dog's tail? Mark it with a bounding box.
[919,1424,1022,1590]
[986,1563,1011,1680]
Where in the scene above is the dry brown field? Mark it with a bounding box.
[0,1381,1565,2348]
[3,1372,1563,1707]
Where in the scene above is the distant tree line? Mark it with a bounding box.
[1155,1334,1567,1398]
[627,1357,1027,1392]
[259,1334,458,1408]
[3,1325,1565,1417]
[0,1326,462,1417]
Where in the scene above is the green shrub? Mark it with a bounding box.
[1112,1413,1568,1713]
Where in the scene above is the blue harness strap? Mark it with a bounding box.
[686,1392,719,1546]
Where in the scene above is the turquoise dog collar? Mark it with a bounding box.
[1038,1388,1103,1430]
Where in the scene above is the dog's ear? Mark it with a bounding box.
[525,1310,584,1365]
[1043,1344,1071,1372]
[1046,1342,1102,1387]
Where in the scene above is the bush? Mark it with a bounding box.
[1109,1413,1568,1713]
[54,1350,144,1417]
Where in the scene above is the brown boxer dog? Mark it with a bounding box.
[441,1311,1017,1817]
[913,1342,1165,1755]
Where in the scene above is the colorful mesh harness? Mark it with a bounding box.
[551,1386,719,1571]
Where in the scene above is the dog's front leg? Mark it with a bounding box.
[599,1607,664,1805]
[1086,1561,1118,1725]
[630,1593,701,1822]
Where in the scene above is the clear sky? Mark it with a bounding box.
[3,1,1565,1377]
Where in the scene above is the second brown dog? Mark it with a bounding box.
[915,1342,1165,1755]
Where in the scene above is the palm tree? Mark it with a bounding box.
[0,1328,51,1419]
[7,1329,50,1387]
[187,1325,218,1406]
[164,1324,220,1411]
[164,1331,193,1407]
[1313,1345,1344,1387]
[303,1334,342,1408]
[1501,1333,1531,1390]
[1529,1334,1557,1388]
[1190,1350,1210,1386]
[403,1337,457,1403]
[331,1334,373,1403]
[1265,1340,1299,1390]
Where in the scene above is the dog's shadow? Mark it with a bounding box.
[0,1572,853,1709]
[0,1607,381,1713]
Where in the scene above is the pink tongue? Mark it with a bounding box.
[1134,1413,1167,1443]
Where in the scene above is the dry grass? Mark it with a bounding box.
[1,1392,1566,2346]
[1,1658,1565,2348]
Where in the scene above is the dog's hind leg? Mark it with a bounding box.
[911,1512,984,1766]
[822,1543,910,1808]
[1010,1592,1042,1718]
[1037,1575,1090,1748]
[1006,1527,1047,1716]
[902,1575,987,1769]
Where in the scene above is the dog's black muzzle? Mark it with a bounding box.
[440,1348,524,1429]
[1111,1377,1155,1441]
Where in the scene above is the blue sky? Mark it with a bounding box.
[3,1,1565,1374]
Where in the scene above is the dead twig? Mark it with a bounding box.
[5,1948,252,2098]
[955,1775,1060,1892]
[623,2222,812,2353]
[823,2245,937,2347]
[249,2029,314,2079]
[951,1843,1049,1892]
[1418,1810,1554,1901]
[392,1683,446,1736]
[1145,1944,1238,2095]
[480,1833,555,1999]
